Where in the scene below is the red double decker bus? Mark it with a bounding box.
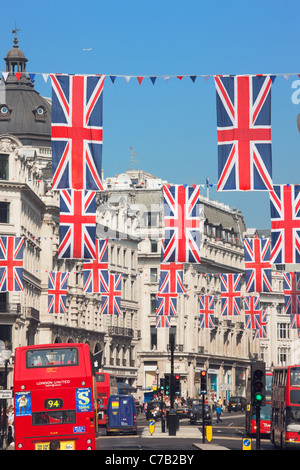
[95,372,118,425]
[245,371,272,436]
[14,343,97,450]
[271,365,300,448]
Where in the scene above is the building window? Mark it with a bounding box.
[0,154,9,180]
[150,326,157,350]
[150,240,158,252]
[0,202,9,223]
[150,268,158,283]
[150,294,156,314]
[277,323,290,339]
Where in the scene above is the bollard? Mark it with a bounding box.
[168,409,178,436]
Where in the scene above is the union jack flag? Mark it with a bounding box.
[58,189,96,259]
[199,295,215,328]
[158,262,186,295]
[0,236,24,292]
[51,74,105,191]
[244,295,261,329]
[290,314,300,330]
[156,292,177,316]
[162,184,201,263]
[155,315,171,328]
[100,272,122,315]
[48,271,69,314]
[244,237,272,293]
[220,273,241,316]
[214,75,273,191]
[82,239,108,293]
[270,185,300,264]
[254,309,268,338]
[283,272,300,315]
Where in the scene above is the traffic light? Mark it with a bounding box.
[174,374,181,396]
[165,374,170,395]
[251,361,265,406]
[200,370,207,395]
[160,378,165,394]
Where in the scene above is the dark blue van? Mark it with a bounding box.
[106,395,137,435]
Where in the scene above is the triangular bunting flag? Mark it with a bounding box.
[137,76,144,85]
[15,73,22,81]
[42,74,49,82]
[110,76,116,83]
[150,76,157,85]
[2,72,9,81]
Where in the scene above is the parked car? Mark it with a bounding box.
[189,403,212,425]
[106,395,137,435]
[228,396,246,412]
[146,401,167,421]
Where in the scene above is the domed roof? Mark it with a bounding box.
[0,33,51,147]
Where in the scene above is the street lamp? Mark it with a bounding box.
[0,347,12,450]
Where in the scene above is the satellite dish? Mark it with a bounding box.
[297,114,300,133]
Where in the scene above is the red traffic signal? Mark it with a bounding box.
[200,370,207,394]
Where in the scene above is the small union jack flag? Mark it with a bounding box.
[58,189,96,259]
[51,74,105,191]
[156,292,177,316]
[100,272,122,315]
[48,271,69,314]
[244,295,261,330]
[220,273,241,316]
[283,272,300,315]
[199,295,215,328]
[244,238,272,293]
[155,315,171,328]
[214,75,273,191]
[270,185,300,264]
[290,314,300,330]
[158,262,186,295]
[82,239,108,293]
[254,309,268,338]
[0,236,25,292]
[162,184,201,264]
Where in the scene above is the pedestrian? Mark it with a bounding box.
[216,404,223,424]
[7,405,14,444]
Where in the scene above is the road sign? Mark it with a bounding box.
[149,420,155,435]
[206,425,213,442]
[243,438,251,450]
[0,390,13,399]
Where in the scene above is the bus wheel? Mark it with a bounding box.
[280,433,286,450]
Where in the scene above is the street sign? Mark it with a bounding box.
[243,438,251,450]
[0,390,13,399]
[149,420,155,435]
[206,425,213,442]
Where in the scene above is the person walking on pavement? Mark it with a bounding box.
[216,403,223,424]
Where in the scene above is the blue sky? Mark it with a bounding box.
[1,0,300,229]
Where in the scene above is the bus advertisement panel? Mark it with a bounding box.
[245,371,272,436]
[95,372,118,425]
[271,365,300,448]
[14,343,97,450]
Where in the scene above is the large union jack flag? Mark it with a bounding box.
[155,315,171,328]
[283,272,300,315]
[290,314,300,330]
[156,292,177,316]
[162,184,201,263]
[244,295,261,329]
[220,273,241,316]
[100,272,122,315]
[51,74,105,191]
[82,239,108,293]
[254,309,268,338]
[199,295,215,328]
[244,237,272,293]
[214,75,273,191]
[158,262,186,295]
[0,236,24,292]
[48,271,69,314]
[270,185,300,264]
[58,189,96,259]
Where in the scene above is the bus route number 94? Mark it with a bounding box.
[44,398,63,409]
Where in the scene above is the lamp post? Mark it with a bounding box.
[1,347,12,450]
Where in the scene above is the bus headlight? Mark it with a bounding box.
[17,443,23,449]
[87,439,92,444]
